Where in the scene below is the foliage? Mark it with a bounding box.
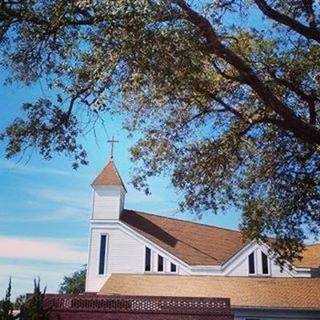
[19,278,50,320]
[0,278,50,320]
[1,0,320,263]
[13,295,26,310]
[59,266,86,294]
[0,279,17,320]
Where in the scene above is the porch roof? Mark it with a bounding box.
[99,274,320,311]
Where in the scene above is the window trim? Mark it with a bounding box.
[144,246,152,272]
[157,254,164,272]
[248,251,256,275]
[170,262,177,273]
[261,251,270,276]
[98,234,109,276]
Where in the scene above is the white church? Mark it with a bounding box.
[85,159,320,319]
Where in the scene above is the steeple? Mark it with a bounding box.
[91,160,126,220]
[91,160,126,191]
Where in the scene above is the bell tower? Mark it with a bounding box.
[91,160,126,220]
[86,137,127,292]
[91,136,126,220]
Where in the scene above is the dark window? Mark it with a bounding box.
[99,235,107,275]
[158,255,164,272]
[262,252,269,274]
[145,247,151,271]
[170,263,177,272]
[248,252,255,274]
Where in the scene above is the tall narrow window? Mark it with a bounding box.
[145,247,151,272]
[248,252,255,274]
[158,255,164,272]
[262,252,269,275]
[170,262,177,272]
[99,235,107,275]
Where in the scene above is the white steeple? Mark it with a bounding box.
[91,160,126,220]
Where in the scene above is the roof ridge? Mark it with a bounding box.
[124,209,241,233]
[125,210,320,248]
[110,160,127,191]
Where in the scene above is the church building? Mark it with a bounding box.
[85,159,320,319]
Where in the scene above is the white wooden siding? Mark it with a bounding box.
[225,244,310,278]
[86,221,190,292]
[92,186,124,220]
[86,226,143,292]
[86,221,311,292]
[226,247,290,277]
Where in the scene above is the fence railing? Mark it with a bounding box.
[44,294,233,318]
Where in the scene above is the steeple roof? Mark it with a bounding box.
[92,160,126,191]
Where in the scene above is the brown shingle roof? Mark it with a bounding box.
[92,161,126,190]
[295,243,320,268]
[120,210,246,266]
[120,210,320,268]
[99,274,320,311]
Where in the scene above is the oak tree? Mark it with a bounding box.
[1,0,320,264]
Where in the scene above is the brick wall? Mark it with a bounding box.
[44,294,233,320]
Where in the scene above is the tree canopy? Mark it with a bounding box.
[0,279,16,320]
[59,266,86,294]
[0,278,49,320]
[1,0,320,264]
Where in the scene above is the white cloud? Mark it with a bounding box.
[0,160,71,177]
[0,237,87,263]
[38,207,89,221]
[29,188,91,210]
[0,207,89,223]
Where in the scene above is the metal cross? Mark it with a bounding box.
[107,136,119,159]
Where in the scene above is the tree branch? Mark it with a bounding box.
[212,60,246,83]
[254,0,320,43]
[212,96,246,120]
[303,0,317,29]
[0,2,102,28]
[173,0,320,144]
[0,4,48,25]
[272,76,319,125]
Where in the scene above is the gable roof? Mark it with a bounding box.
[120,210,246,266]
[99,274,320,311]
[92,160,126,191]
[120,210,320,269]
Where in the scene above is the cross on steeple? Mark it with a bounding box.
[107,136,119,159]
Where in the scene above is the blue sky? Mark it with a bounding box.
[0,74,241,299]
